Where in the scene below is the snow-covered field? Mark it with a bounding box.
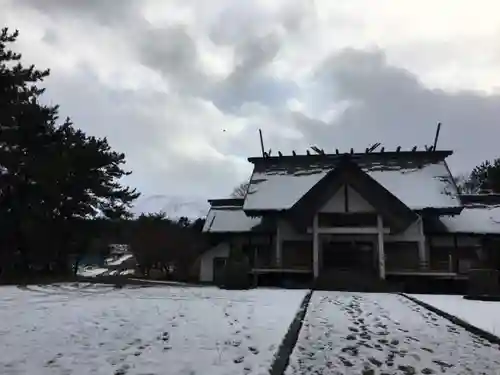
[286,292,500,375]
[411,294,500,338]
[0,284,306,375]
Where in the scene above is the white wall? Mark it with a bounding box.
[320,185,345,212]
[385,220,422,242]
[320,185,375,213]
[348,186,375,212]
[199,242,230,282]
[278,219,311,241]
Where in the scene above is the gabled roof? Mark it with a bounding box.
[243,150,461,214]
[288,156,417,232]
[202,198,271,234]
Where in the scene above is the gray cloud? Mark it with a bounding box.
[211,33,299,110]
[43,65,250,201]
[290,49,500,173]
[136,25,209,95]
[16,0,139,26]
[4,1,500,217]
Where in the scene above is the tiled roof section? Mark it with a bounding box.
[243,151,461,212]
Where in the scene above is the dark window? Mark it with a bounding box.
[385,242,419,271]
[282,241,312,269]
[322,241,375,271]
[213,257,227,285]
[318,213,378,227]
[242,244,273,268]
[429,246,453,271]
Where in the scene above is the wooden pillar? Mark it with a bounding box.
[453,235,459,273]
[377,215,385,279]
[252,237,258,287]
[417,216,428,270]
[275,221,282,267]
[313,214,319,278]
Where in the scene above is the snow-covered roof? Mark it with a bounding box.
[202,206,263,233]
[106,254,134,266]
[440,205,500,234]
[244,152,460,211]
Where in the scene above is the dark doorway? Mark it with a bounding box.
[213,257,227,285]
[322,241,375,273]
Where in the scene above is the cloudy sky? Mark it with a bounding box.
[2,0,500,216]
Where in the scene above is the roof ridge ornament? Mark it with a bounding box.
[433,122,442,151]
[310,146,325,155]
[367,142,381,153]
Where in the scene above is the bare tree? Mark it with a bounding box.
[454,173,478,194]
[231,182,249,198]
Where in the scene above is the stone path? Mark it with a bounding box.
[285,292,500,374]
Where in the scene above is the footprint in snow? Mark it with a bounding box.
[228,339,241,347]
[341,346,359,357]
[45,353,63,366]
[368,357,383,367]
[338,356,354,367]
[159,331,170,342]
[114,364,130,375]
[421,368,435,374]
[129,338,141,346]
[233,356,244,364]
[107,354,127,366]
[248,346,259,355]
[397,364,417,374]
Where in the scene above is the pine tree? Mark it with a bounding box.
[0,28,140,276]
[468,159,500,194]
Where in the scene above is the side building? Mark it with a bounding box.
[200,149,500,290]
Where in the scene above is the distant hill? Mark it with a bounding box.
[131,194,209,219]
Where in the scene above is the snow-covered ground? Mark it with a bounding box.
[286,292,500,374]
[410,294,500,338]
[0,284,306,375]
